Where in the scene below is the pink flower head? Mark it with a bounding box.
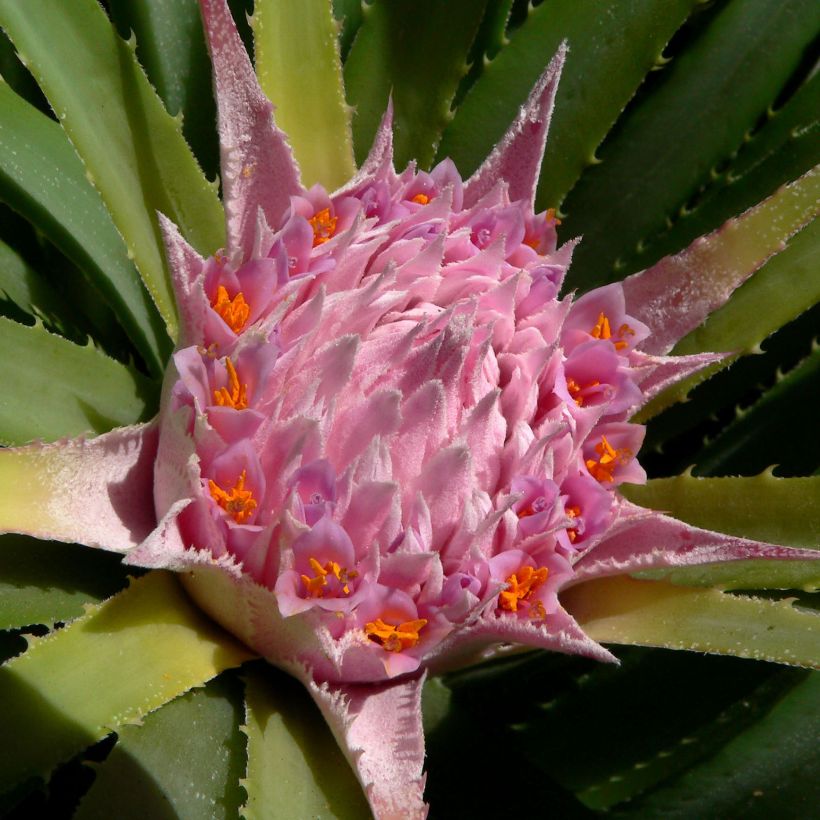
[6,4,816,817]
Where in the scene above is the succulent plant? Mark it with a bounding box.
[0,1,817,818]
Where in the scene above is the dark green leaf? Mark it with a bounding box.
[437,0,697,205]
[344,0,489,169]
[77,675,246,820]
[694,345,820,477]
[613,672,820,817]
[108,0,219,182]
[561,0,820,290]
[0,82,170,375]
[0,535,131,630]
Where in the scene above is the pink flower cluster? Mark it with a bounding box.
[158,149,654,682]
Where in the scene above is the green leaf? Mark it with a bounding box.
[0,317,158,445]
[624,473,820,548]
[0,535,131,631]
[626,69,820,275]
[77,675,246,820]
[332,0,363,61]
[624,474,820,591]
[564,575,820,668]
[507,648,806,810]
[108,0,219,182]
[344,0,489,169]
[0,571,253,794]
[437,0,697,205]
[561,0,820,289]
[694,344,820,477]
[242,664,369,820]
[0,0,226,340]
[253,0,355,190]
[0,81,169,375]
[637,214,819,418]
[614,672,820,818]
[0,237,63,326]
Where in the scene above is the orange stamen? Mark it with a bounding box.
[213,358,248,410]
[309,208,338,246]
[585,435,632,483]
[566,504,581,542]
[365,618,427,652]
[545,208,562,226]
[212,285,250,334]
[566,377,601,407]
[590,311,635,350]
[411,193,430,205]
[300,558,357,598]
[208,469,257,523]
[498,565,549,613]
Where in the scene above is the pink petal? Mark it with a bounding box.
[199,0,301,258]
[463,43,567,209]
[308,674,428,820]
[631,350,728,404]
[158,213,207,346]
[622,170,818,354]
[572,506,820,582]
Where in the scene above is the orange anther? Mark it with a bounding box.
[301,557,357,598]
[411,193,430,205]
[212,285,250,334]
[365,618,427,652]
[309,208,338,246]
[213,358,248,410]
[585,435,632,483]
[208,469,257,523]
[498,565,549,613]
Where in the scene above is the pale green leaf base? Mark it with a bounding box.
[564,575,820,668]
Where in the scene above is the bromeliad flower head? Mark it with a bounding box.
[4,2,817,818]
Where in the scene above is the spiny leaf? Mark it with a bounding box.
[0,571,254,795]
[0,317,157,445]
[613,672,820,818]
[0,0,226,340]
[241,664,369,820]
[437,0,698,206]
[344,0,489,169]
[637,213,819,418]
[628,68,820,274]
[509,648,806,810]
[624,473,820,548]
[253,0,355,190]
[0,535,131,631]
[77,674,246,820]
[695,344,820,477]
[564,575,820,669]
[624,473,820,590]
[561,0,820,289]
[108,0,219,182]
[0,81,169,375]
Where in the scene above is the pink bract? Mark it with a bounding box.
[3,2,817,817]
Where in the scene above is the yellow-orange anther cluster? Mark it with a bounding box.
[309,208,338,246]
[212,285,250,334]
[365,618,427,652]
[585,435,631,483]
[213,358,248,409]
[590,311,634,351]
[301,557,357,598]
[208,469,257,523]
[498,565,549,613]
